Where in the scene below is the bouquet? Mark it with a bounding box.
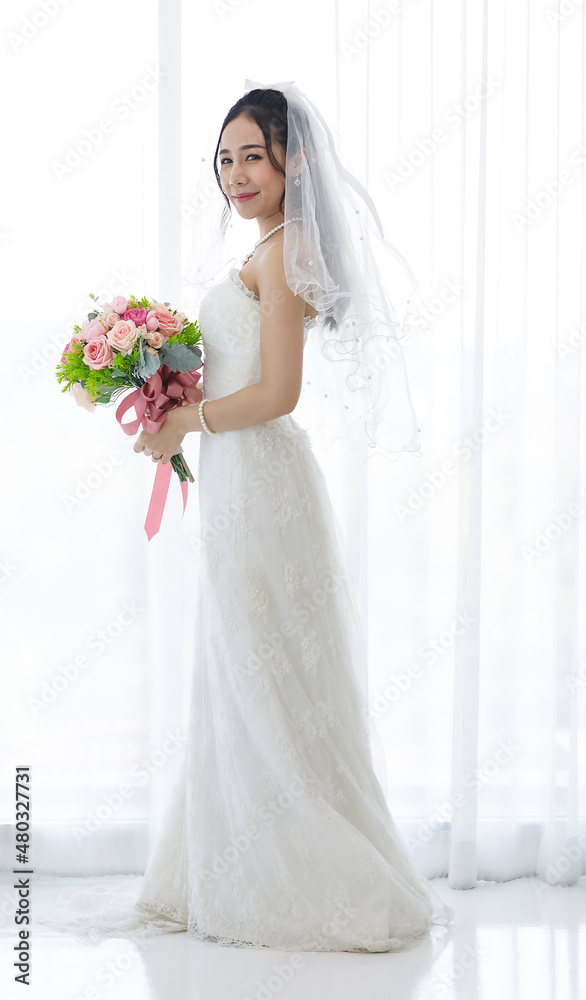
[56,291,203,537]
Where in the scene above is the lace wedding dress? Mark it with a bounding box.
[44,266,454,952]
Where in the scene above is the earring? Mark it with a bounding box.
[294,173,300,186]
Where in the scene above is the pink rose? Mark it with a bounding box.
[151,307,183,337]
[145,310,159,332]
[83,337,114,370]
[143,328,165,349]
[106,319,139,355]
[122,307,148,325]
[151,302,183,337]
[83,317,108,341]
[61,334,84,362]
[104,311,121,329]
[70,381,97,411]
[112,295,129,314]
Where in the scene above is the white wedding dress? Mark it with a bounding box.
[45,266,454,952]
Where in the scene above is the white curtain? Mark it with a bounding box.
[1,0,584,894]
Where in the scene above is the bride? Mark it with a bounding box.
[52,80,454,952]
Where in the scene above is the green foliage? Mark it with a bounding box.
[55,340,138,401]
[159,341,202,373]
[125,294,151,309]
[137,338,161,379]
[110,346,141,379]
[167,321,201,347]
[55,310,203,404]
[55,342,87,388]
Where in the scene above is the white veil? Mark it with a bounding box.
[183,78,426,460]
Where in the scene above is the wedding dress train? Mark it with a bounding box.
[45,265,454,952]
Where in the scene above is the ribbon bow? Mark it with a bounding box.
[243,78,295,95]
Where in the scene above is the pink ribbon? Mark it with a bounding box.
[144,460,189,541]
[115,365,201,540]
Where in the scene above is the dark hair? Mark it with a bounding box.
[213,88,288,237]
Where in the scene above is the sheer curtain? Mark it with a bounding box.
[1,0,584,894]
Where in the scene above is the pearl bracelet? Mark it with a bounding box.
[199,397,216,435]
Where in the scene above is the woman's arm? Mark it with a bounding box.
[185,243,306,432]
[133,243,307,462]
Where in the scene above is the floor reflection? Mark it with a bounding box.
[0,876,583,1000]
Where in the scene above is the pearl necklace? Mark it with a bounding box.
[242,217,303,266]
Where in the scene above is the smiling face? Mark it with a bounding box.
[218,114,288,236]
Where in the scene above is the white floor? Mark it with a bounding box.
[0,875,584,1000]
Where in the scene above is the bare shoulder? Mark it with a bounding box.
[247,239,318,321]
[255,240,294,300]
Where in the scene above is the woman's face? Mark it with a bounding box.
[219,114,286,224]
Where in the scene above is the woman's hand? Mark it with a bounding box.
[134,403,196,464]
